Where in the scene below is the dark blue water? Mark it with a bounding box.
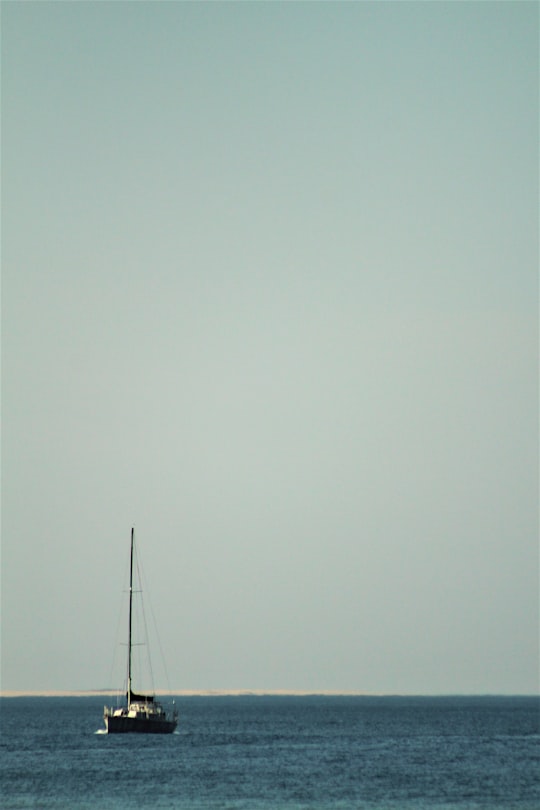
[0,696,538,809]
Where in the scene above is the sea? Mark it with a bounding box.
[0,695,538,809]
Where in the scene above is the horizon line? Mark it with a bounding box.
[1,689,538,698]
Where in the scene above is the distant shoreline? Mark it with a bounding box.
[1,689,536,698]
[0,689,373,698]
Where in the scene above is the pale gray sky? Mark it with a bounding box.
[2,1,538,694]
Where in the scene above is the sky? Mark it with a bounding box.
[1,1,538,695]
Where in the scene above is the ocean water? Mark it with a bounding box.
[0,695,538,809]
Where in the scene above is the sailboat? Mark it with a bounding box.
[104,528,178,734]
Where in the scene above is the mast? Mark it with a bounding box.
[127,527,134,706]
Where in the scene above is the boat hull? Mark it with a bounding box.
[105,714,177,734]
